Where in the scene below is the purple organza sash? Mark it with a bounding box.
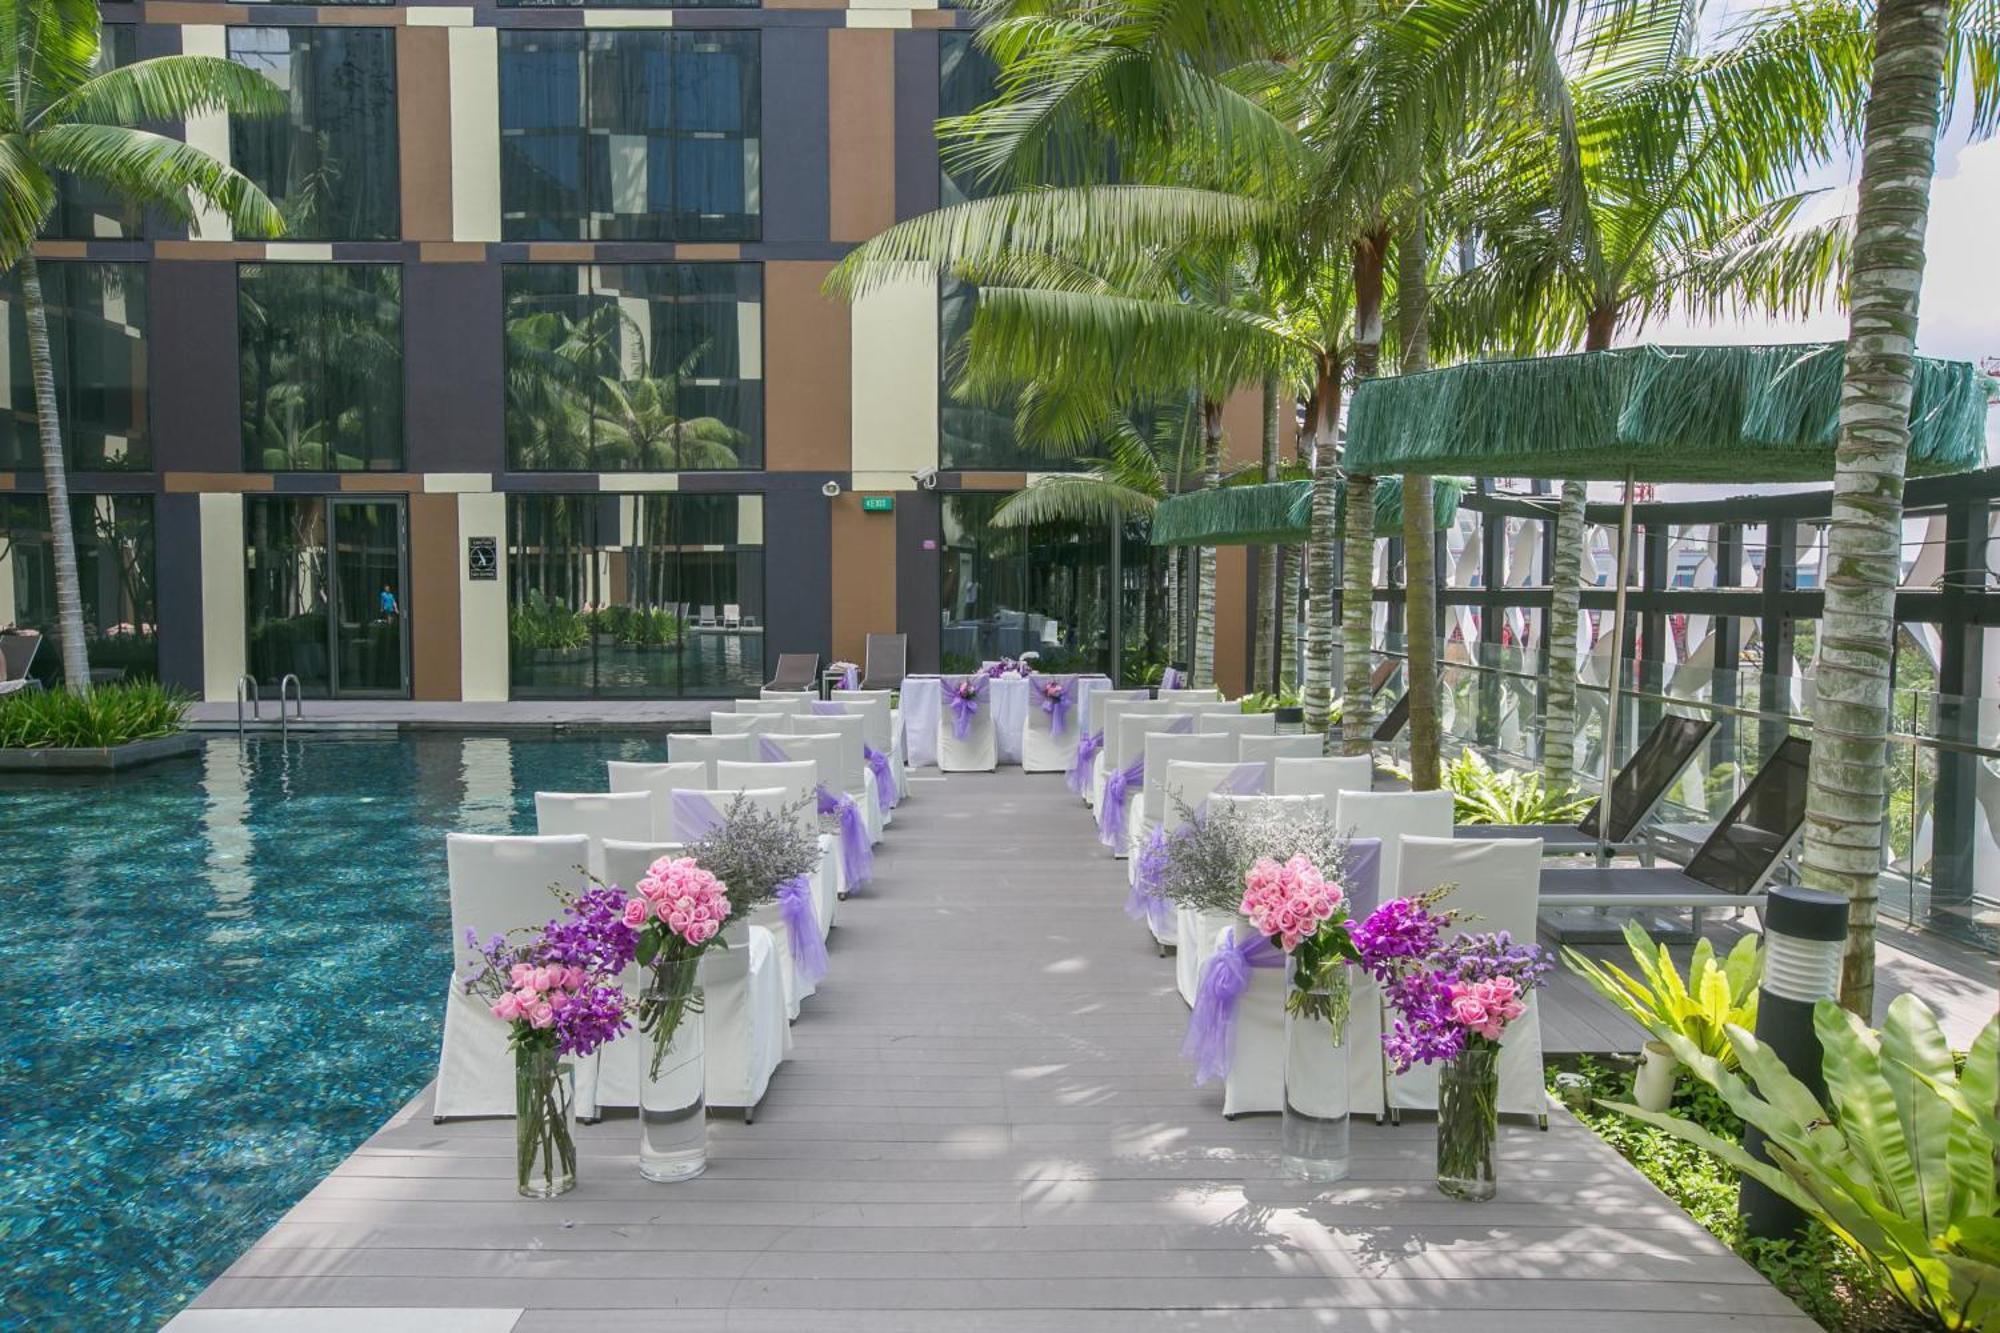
[945,677,984,740]
[817,783,873,888]
[1067,729,1104,797]
[1160,666,1185,690]
[1182,928,1284,1085]
[1098,756,1144,846]
[671,789,728,840]
[1044,687,1072,736]
[774,874,828,986]
[755,735,789,764]
[1209,761,1269,802]
[842,665,858,690]
[811,701,846,716]
[1128,763,1266,922]
[863,744,895,810]
[1165,712,1195,736]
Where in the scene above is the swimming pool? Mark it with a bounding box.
[0,733,661,1330]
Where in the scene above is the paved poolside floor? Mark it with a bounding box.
[173,769,1818,1332]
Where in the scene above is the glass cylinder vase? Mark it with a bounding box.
[514,1044,577,1200]
[1280,987,1351,1182]
[638,956,708,1183]
[1437,1043,1500,1201]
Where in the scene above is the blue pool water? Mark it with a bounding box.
[0,734,662,1331]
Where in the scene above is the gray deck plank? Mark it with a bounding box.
[190,768,1819,1331]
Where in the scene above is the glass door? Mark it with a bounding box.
[328,499,407,696]
[245,496,408,698]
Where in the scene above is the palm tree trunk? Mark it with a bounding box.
[1541,480,1588,789]
[1303,355,1343,742]
[1340,472,1376,755]
[1808,0,1950,1017]
[21,255,92,694]
[1191,400,1222,689]
[1253,377,1279,693]
[1397,198,1441,791]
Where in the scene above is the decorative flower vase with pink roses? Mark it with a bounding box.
[626,856,734,1182]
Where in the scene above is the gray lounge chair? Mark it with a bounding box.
[1540,735,1812,916]
[765,653,819,693]
[861,633,906,691]
[0,629,43,696]
[1461,713,1719,855]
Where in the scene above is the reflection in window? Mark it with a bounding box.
[49,26,142,239]
[504,263,762,471]
[939,493,1152,678]
[229,27,401,241]
[0,262,148,471]
[507,493,766,698]
[499,30,760,242]
[0,494,157,686]
[239,263,403,471]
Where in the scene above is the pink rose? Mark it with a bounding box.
[565,966,585,989]
[509,963,534,989]
[668,910,690,933]
[529,1002,555,1029]
[623,898,650,928]
[513,987,540,1010]
[491,994,521,1022]
[1449,992,1490,1029]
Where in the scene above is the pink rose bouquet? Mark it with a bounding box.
[628,855,734,1079]
[1239,853,1358,1031]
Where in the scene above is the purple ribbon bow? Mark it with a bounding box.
[1067,728,1104,797]
[774,874,828,987]
[1126,824,1174,930]
[863,744,895,811]
[1182,928,1284,1085]
[817,783,873,889]
[755,735,789,765]
[1097,756,1144,847]
[811,701,846,716]
[842,665,858,690]
[671,789,728,840]
[1039,679,1072,736]
[947,677,983,740]
[1161,667,1185,690]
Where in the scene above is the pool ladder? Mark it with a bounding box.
[235,674,305,739]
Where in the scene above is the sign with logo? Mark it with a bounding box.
[861,495,895,513]
[467,536,498,581]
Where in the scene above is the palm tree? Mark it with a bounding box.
[593,376,743,471]
[0,0,283,690]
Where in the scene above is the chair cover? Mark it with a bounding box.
[936,674,998,772]
[1021,673,1082,773]
[754,734,874,890]
[434,834,593,1120]
[1336,789,1455,891]
[738,698,805,716]
[704,922,791,1112]
[1091,698,1173,808]
[758,688,815,708]
[1073,687,1146,802]
[715,758,840,938]
[1102,717,1203,857]
[1387,835,1547,1119]
[1195,713,1278,739]
[607,761,710,839]
[1273,755,1376,812]
[1157,687,1222,703]
[598,837,684,1111]
[667,733,755,785]
[787,709,883,840]
[1129,734,1236,862]
[534,791,655,875]
[1240,734,1323,763]
[1156,760,1273,994]
[712,712,783,737]
[830,689,905,806]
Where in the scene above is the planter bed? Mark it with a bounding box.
[0,732,201,773]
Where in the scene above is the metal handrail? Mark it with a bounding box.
[234,675,259,736]
[278,674,304,741]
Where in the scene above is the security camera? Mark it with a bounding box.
[821,480,843,498]
[914,468,940,490]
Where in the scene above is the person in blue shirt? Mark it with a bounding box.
[378,584,398,618]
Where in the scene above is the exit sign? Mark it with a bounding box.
[861,495,895,512]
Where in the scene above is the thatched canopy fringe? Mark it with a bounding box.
[1150,476,1466,547]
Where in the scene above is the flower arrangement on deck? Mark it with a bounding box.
[627,856,734,1080]
[947,674,986,739]
[687,793,827,987]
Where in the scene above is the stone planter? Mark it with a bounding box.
[0,732,201,774]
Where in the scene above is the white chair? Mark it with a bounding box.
[534,791,655,877]
[1158,687,1222,703]
[1274,755,1376,812]
[1336,789,1455,892]
[1074,687,1148,803]
[739,697,804,716]
[1021,673,1083,774]
[783,710,881,841]
[1129,732,1236,865]
[1173,791,1329,1007]
[1103,713,1199,855]
[659,783,786,845]
[671,781,820,1023]
[435,834,593,1120]
[936,675,997,772]
[1158,760,1275,992]
[758,732,874,889]
[829,688,905,805]
[606,761,710,842]
[712,712,782,737]
[668,733,755,784]
[723,603,742,628]
[1091,697,1173,808]
[1240,734,1323,763]
[1196,712,1277,739]
[1387,835,1548,1122]
[716,757,841,940]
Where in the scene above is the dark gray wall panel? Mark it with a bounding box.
[763,486,830,673]
[153,492,204,692]
[896,493,940,674]
[894,30,940,223]
[762,27,830,248]
[405,262,503,473]
[150,261,242,473]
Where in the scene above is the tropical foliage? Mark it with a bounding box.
[1563,922,1762,1067]
[0,679,190,748]
[1434,748,1593,826]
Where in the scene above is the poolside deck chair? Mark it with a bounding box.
[1369,657,1398,694]
[1459,713,1718,855]
[1539,736,1811,918]
[861,633,907,691]
[1372,690,1411,743]
[765,652,819,693]
[723,604,742,629]
[0,629,43,696]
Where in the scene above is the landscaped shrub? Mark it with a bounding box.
[509,592,588,652]
[0,681,192,749]
[1563,920,1762,1067]
[1440,748,1592,825]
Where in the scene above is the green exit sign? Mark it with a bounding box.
[861,495,895,513]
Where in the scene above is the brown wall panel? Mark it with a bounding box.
[163,473,272,492]
[763,260,851,473]
[1220,385,1267,469]
[408,491,461,701]
[1215,544,1249,697]
[827,30,897,243]
[829,493,897,668]
[398,27,453,243]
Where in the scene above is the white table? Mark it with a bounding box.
[903,674,1113,767]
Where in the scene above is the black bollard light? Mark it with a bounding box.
[1738,884,1848,1240]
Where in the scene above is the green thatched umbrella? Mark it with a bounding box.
[1344,342,1989,856]
[1150,476,1468,547]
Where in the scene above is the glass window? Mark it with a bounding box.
[504,262,762,471]
[244,496,408,696]
[0,494,157,687]
[239,263,403,471]
[0,262,149,471]
[49,25,143,240]
[499,30,759,242]
[507,493,765,698]
[229,27,400,241]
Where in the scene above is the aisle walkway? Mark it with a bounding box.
[176,770,1812,1332]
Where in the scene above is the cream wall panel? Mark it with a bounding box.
[846,10,915,26]
[737,494,764,545]
[458,492,508,702]
[449,28,502,244]
[198,493,246,702]
[850,273,938,485]
[181,27,232,242]
[423,473,493,493]
[583,10,675,26]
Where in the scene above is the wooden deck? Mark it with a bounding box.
[175,769,1822,1332]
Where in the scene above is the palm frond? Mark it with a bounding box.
[33,123,284,236]
[39,54,288,129]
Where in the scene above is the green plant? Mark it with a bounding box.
[1238,687,1302,714]
[509,591,587,652]
[0,680,190,748]
[1611,997,2000,1331]
[1563,921,1762,1067]
[1438,749,1593,826]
